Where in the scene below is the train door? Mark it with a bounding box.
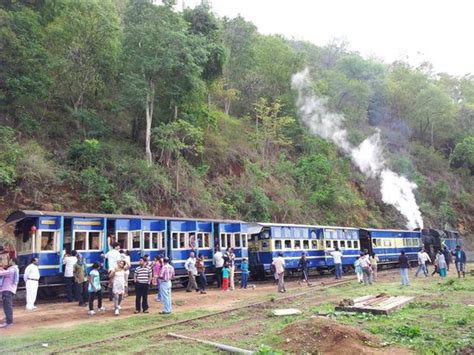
[143,219,167,261]
[71,217,105,269]
[218,223,247,269]
[114,218,142,271]
[36,216,62,277]
[196,222,213,270]
[169,220,197,275]
[358,229,373,255]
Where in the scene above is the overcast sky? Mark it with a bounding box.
[176,0,473,76]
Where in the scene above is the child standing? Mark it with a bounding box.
[88,262,105,315]
[240,258,249,289]
[110,260,129,316]
[222,262,230,291]
[354,256,363,284]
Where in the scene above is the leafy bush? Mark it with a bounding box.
[68,139,104,169]
[450,136,474,174]
[0,126,21,186]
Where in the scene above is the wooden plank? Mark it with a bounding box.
[335,296,414,315]
[353,295,377,303]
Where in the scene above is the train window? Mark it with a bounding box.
[131,231,141,250]
[39,231,56,251]
[235,233,241,248]
[204,233,211,248]
[303,240,309,249]
[273,228,281,238]
[325,240,331,248]
[220,233,226,249]
[353,241,359,250]
[145,232,158,249]
[310,230,317,239]
[294,240,301,249]
[63,233,72,253]
[372,238,377,246]
[75,232,86,250]
[117,232,128,249]
[347,240,353,248]
[241,234,247,248]
[383,239,391,247]
[197,233,203,248]
[189,233,196,249]
[274,240,282,250]
[340,240,346,248]
[317,240,323,250]
[17,235,32,252]
[332,240,338,249]
[284,240,292,249]
[172,233,179,249]
[89,232,101,250]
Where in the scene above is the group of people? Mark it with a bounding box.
[323,244,468,288]
[185,247,250,293]
[400,245,468,285]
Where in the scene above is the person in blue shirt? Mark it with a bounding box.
[240,258,249,289]
[452,245,467,278]
[88,262,105,315]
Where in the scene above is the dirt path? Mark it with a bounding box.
[2,270,401,337]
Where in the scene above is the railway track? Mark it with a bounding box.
[50,278,353,354]
[6,277,354,354]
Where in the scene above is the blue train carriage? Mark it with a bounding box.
[320,226,360,270]
[168,218,214,278]
[6,210,108,284]
[359,228,421,265]
[247,223,326,279]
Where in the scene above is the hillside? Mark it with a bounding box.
[0,1,473,245]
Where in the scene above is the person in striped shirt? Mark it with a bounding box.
[134,257,152,314]
[159,257,175,314]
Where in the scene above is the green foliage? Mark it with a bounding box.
[0,5,51,108]
[450,136,474,174]
[68,139,104,170]
[0,127,21,186]
[152,119,204,166]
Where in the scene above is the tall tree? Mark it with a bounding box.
[45,0,120,113]
[122,0,206,165]
[0,4,51,119]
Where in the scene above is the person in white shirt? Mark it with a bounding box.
[63,250,78,302]
[272,252,286,293]
[326,247,343,279]
[120,250,131,297]
[359,253,373,285]
[102,241,121,301]
[184,252,198,292]
[24,257,40,310]
[415,248,431,277]
[212,247,224,288]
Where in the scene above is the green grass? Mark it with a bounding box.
[3,274,474,354]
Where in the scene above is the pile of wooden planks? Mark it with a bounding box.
[335,294,414,315]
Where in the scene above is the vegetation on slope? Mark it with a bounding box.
[0,1,473,241]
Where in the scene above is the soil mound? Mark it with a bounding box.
[279,317,398,354]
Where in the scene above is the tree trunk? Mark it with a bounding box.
[174,105,178,120]
[145,81,155,166]
[176,158,180,194]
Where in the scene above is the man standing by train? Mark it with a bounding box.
[415,248,431,277]
[272,252,286,293]
[184,251,198,292]
[453,245,467,278]
[0,258,19,328]
[327,247,343,279]
[24,257,40,310]
[102,241,122,301]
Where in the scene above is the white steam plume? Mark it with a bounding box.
[291,68,424,229]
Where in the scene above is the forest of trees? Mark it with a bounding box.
[0,0,473,237]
